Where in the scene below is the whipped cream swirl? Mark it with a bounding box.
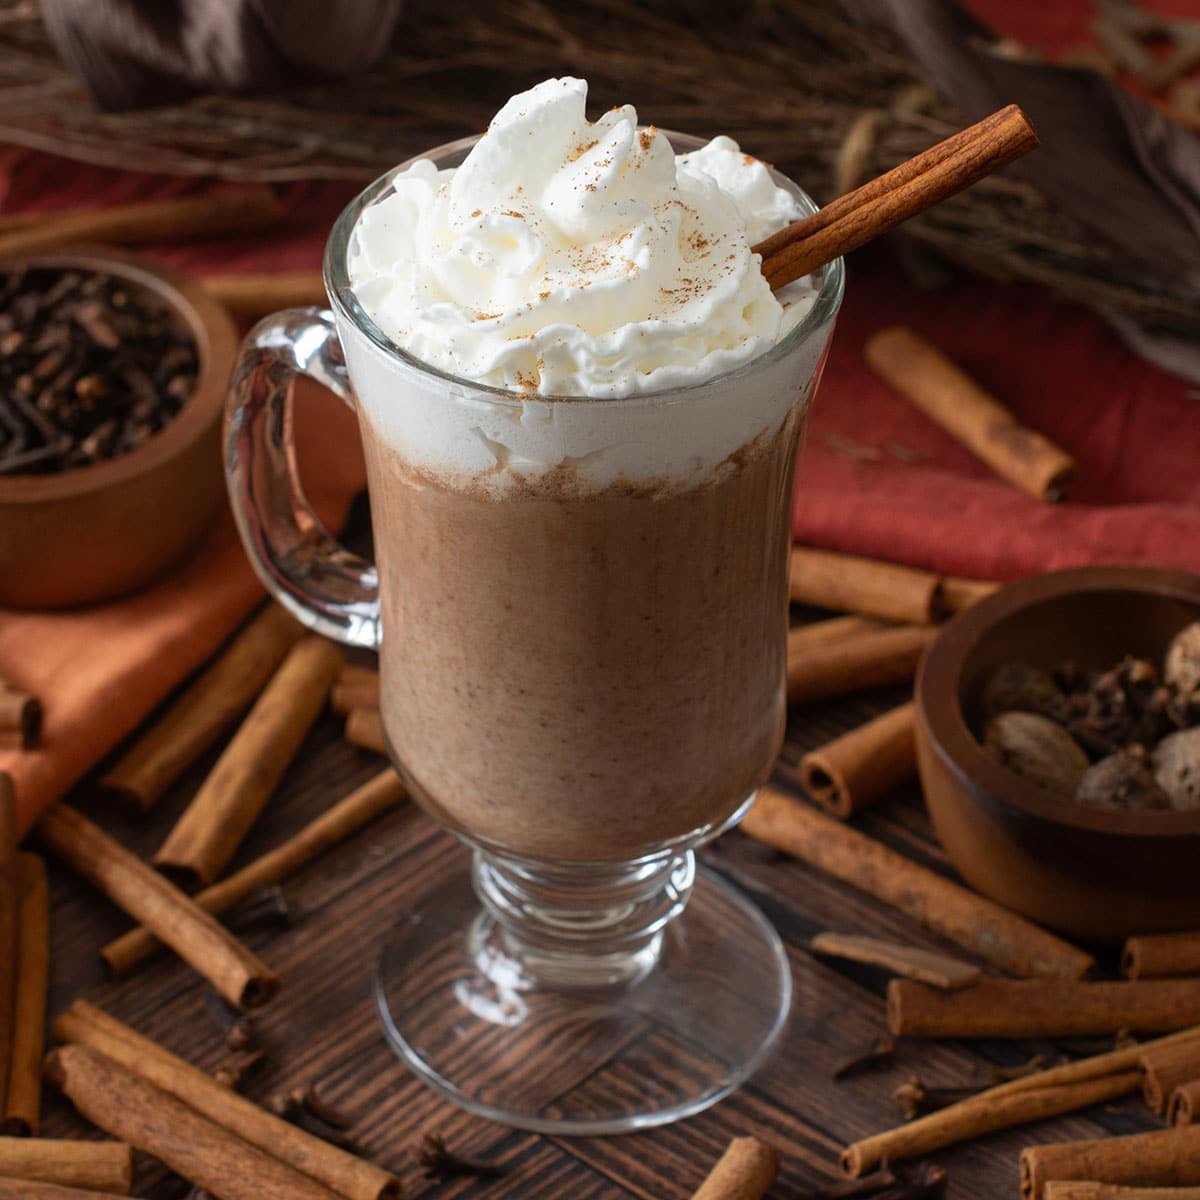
[347,77,810,399]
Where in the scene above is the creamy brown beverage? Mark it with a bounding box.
[342,77,827,862]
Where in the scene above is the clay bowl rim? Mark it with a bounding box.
[916,565,1200,838]
[0,246,238,504]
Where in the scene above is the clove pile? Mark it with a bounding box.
[979,622,1200,812]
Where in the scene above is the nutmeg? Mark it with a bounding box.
[1151,727,1200,812]
[1165,622,1200,697]
[984,711,1090,798]
[1075,753,1171,812]
[980,663,1063,718]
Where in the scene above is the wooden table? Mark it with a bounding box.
[40,669,1153,1198]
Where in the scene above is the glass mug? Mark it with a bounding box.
[225,132,843,1134]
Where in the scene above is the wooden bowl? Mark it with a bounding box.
[0,250,237,609]
[916,566,1200,941]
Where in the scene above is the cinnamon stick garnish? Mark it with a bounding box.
[37,803,277,1009]
[330,666,380,717]
[1142,1038,1200,1114]
[100,604,304,813]
[754,105,1037,287]
[790,548,940,624]
[1021,1126,1200,1200]
[1170,1078,1200,1126]
[0,1180,130,1200]
[889,978,1200,1039]
[1124,931,1200,980]
[787,626,936,706]
[691,1136,778,1200]
[102,770,405,974]
[45,1044,351,1200]
[1045,1186,1200,1200]
[0,674,40,750]
[53,1004,399,1200]
[0,1137,131,1192]
[0,776,15,1119]
[201,270,325,320]
[0,187,282,259]
[842,1070,1139,1178]
[345,709,386,755]
[155,636,343,886]
[800,702,917,818]
[740,788,1095,979]
[864,326,1075,502]
[2,854,48,1134]
[938,576,1001,614]
[812,931,980,991]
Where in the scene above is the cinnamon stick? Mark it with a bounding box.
[788,615,888,657]
[938,576,1001,614]
[753,105,1038,287]
[1021,1126,1200,1200]
[202,270,326,320]
[1124,932,1200,980]
[0,680,40,751]
[787,626,936,706]
[1142,1039,1200,1114]
[691,1136,778,1200]
[53,1004,399,1200]
[842,1070,1139,1178]
[0,776,15,1118]
[2,854,48,1134]
[811,931,980,990]
[800,702,917,818]
[45,1044,350,1200]
[155,636,343,886]
[102,769,405,974]
[889,978,1200,1038]
[0,1181,130,1200]
[740,787,1095,979]
[37,803,277,1009]
[0,1137,131,1192]
[1045,1186,1200,1200]
[1170,1079,1200,1126]
[330,666,380,717]
[100,603,304,813]
[345,709,386,755]
[0,187,282,259]
[864,326,1075,502]
[789,548,940,624]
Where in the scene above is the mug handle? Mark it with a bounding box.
[224,307,380,650]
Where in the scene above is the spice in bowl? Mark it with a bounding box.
[0,265,198,475]
[979,622,1200,813]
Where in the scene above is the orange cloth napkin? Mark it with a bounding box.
[0,381,366,837]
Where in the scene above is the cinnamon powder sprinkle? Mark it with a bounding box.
[502,210,524,219]
[638,126,656,151]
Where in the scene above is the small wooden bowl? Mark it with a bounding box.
[0,249,237,609]
[916,566,1200,941]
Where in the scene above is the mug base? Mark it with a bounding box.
[374,862,792,1135]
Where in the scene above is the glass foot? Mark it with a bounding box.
[374,857,792,1134]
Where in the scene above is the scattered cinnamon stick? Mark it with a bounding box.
[740,788,1095,979]
[0,676,40,750]
[787,626,936,706]
[789,548,940,625]
[45,1044,351,1200]
[753,105,1038,287]
[800,702,917,818]
[344,709,386,755]
[2,854,48,1134]
[201,271,325,320]
[843,1070,1139,1177]
[938,576,1001,614]
[0,776,16,1119]
[691,1136,778,1200]
[1044,1185,1200,1200]
[0,1137,131,1192]
[788,616,888,658]
[1021,1126,1200,1200]
[330,666,380,717]
[889,978,1200,1039]
[1170,1078,1200,1127]
[102,769,404,974]
[1124,932,1200,981]
[100,604,304,813]
[53,1002,399,1200]
[812,931,980,991]
[37,803,277,1009]
[0,187,282,259]
[155,636,343,886]
[1142,1038,1200,1114]
[417,1133,506,1180]
[0,1180,130,1200]
[864,326,1075,502]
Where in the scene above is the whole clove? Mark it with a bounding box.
[201,989,255,1051]
[224,884,293,934]
[418,1132,509,1180]
[269,1090,363,1153]
[803,1168,898,1199]
[212,1048,266,1091]
[833,1035,896,1081]
[290,1082,354,1130]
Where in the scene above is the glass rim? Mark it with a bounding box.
[323,128,845,408]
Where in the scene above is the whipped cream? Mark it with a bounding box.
[347,77,812,399]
